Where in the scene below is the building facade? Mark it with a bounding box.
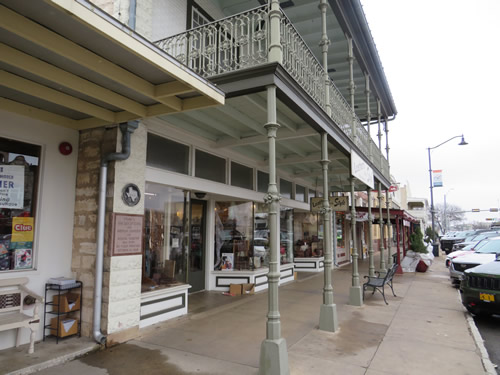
[0,1,398,365]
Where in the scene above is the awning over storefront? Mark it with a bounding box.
[0,0,224,130]
[353,206,419,224]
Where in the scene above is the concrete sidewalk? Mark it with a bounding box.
[2,255,494,375]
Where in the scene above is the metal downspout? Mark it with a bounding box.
[93,121,139,344]
[128,0,137,30]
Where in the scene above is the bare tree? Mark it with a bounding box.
[435,203,466,231]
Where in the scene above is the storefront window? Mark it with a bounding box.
[280,179,292,199]
[0,137,40,272]
[257,171,269,193]
[214,201,253,270]
[296,185,306,202]
[231,162,253,190]
[146,134,189,174]
[280,208,294,264]
[143,183,187,292]
[293,212,323,258]
[336,215,345,248]
[195,150,226,183]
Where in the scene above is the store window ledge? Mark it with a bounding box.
[211,264,295,293]
[140,284,191,328]
[294,257,325,273]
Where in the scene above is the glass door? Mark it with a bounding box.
[188,199,206,292]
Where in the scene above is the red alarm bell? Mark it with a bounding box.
[59,142,73,155]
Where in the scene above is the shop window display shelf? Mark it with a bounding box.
[43,281,82,343]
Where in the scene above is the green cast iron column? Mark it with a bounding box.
[349,178,363,306]
[378,182,387,273]
[259,84,289,375]
[386,190,393,267]
[319,133,338,331]
[365,73,375,278]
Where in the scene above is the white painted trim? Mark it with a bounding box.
[48,0,224,104]
[294,257,325,273]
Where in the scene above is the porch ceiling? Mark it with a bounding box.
[160,91,371,192]
[0,0,224,130]
[212,0,396,122]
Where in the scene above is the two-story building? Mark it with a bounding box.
[0,1,398,367]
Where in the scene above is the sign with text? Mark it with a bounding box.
[345,212,369,222]
[12,217,34,242]
[432,169,443,187]
[310,196,349,213]
[110,213,144,256]
[351,152,374,189]
[0,165,24,209]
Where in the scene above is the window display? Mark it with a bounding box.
[0,137,40,272]
[214,202,294,271]
[143,183,187,292]
[214,201,253,270]
[293,212,324,258]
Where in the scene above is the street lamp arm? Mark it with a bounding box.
[428,134,466,151]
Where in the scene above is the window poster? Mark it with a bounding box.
[0,165,25,209]
[12,217,34,242]
[14,248,32,269]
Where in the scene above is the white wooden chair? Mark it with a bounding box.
[0,277,43,354]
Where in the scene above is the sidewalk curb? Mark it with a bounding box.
[5,344,100,375]
[464,311,497,375]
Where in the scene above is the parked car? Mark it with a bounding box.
[445,243,479,268]
[449,237,500,285]
[451,231,500,252]
[460,254,500,316]
[440,230,477,254]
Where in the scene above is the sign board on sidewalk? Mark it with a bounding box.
[310,196,349,213]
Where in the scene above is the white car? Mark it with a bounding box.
[449,237,500,285]
[445,238,493,267]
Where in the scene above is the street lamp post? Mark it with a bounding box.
[428,135,468,256]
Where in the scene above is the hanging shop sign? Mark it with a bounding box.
[351,152,374,189]
[432,170,443,187]
[388,185,398,192]
[0,165,24,209]
[345,212,369,222]
[110,213,144,256]
[310,196,349,213]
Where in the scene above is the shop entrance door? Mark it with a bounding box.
[188,199,206,292]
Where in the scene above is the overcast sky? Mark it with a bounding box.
[361,0,500,225]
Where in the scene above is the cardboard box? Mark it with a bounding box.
[52,292,81,313]
[229,284,242,295]
[50,317,78,338]
[242,283,255,295]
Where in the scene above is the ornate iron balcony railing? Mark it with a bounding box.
[155,5,390,181]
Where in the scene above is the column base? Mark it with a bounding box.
[319,303,339,332]
[259,338,289,375]
[349,285,363,306]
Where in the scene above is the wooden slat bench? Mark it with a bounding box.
[362,263,398,305]
[0,277,43,354]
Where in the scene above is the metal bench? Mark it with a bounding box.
[362,263,398,305]
[0,277,43,354]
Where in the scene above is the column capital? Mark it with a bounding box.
[263,193,281,205]
[264,122,280,137]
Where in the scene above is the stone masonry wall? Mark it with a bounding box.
[72,124,146,340]
[72,127,108,337]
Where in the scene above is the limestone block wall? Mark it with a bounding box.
[72,124,147,340]
[72,127,105,337]
[102,124,146,338]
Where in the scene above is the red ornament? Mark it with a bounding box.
[59,142,73,155]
